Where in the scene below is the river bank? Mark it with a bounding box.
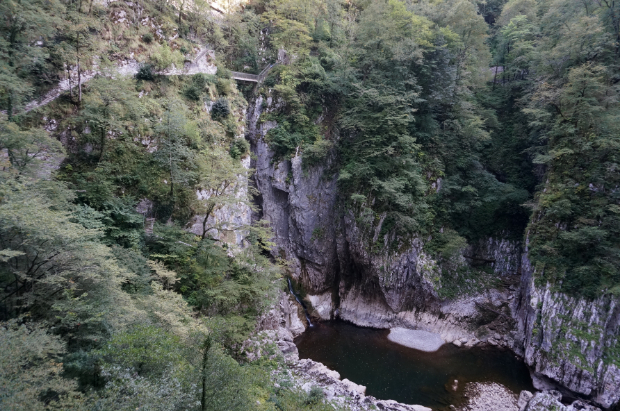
[251,290,604,411]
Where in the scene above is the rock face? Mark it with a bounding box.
[187,155,253,246]
[247,95,340,294]
[290,358,432,411]
[514,252,620,409]
[256,290,306,339]
[246,95,620,409]
[523,391,601,411]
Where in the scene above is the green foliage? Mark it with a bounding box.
[78,77,145,163]
[0,0,65,117]
[0,3,353,411]
[136,63,155,81]
[7,0,620,409]
[267,382,337,411]
[147,223,280,319]
[437,266,501,300]
[248,0,521,245]
[0,320,84,410]
[199,342,259,411]
[211,97,231,120]
[0,120,64,174]
[525,63,620,298]
[266,120,319,159]
[306,386,325,405]
[0,178,131,341]
[184,73,209,101]
[302,137,333,167]
[153,98,199,197]
[150,44,184,70]
[230,137,250,159]
[487,0,620,298]
[96,325,189,378]
[424,229,467,259]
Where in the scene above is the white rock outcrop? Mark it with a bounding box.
[387,327,444,352]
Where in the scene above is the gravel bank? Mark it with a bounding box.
[456,382,518,411]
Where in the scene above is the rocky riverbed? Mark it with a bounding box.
[453,383,601,411]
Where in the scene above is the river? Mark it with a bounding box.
[295,320,534,410]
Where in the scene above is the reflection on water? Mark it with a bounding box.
[294,320,533,410]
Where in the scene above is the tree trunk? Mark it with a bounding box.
[201,202,216,239]
[200,335,212,411]
[67,65,73,101]
[98,128,106,162]
[77,59,82,103]
[77,36,82,103]
[7,92,13,122]
[178,0,184,35]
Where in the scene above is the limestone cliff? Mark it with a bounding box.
[514,250,620,408]
[246,94,521,340]
[246,95,620,409]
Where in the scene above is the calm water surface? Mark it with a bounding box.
[295,321,534,410]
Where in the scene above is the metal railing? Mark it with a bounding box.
[230,63,277,84]
[230,71,260,82]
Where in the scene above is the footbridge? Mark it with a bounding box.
[230,64,276,83]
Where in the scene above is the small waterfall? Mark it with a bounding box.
[287,278,313,327]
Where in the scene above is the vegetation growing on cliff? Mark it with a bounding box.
[216,0,620,299]
[2,0,620,408]
[0,0,343,409]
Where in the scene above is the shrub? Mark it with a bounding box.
[183,74,209,101]
[229,138,249,159]
[184,86,201,101]
[204,74,217,84]
[211,98,230,121]
[192,73,207,90]
[263,72,277,87]
[424,229,468,260]
[95,325,188,378]
[306,386,324,405]
[151,44,184,70]
[215,64,231,79]
[135,64,155,81]
[302,137,333,167]
[216,78,232,95]
[142,33,153,43]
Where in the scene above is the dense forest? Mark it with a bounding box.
[1,0,619,409]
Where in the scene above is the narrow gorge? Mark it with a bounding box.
[246,91,620,409]
[2,0,620,410]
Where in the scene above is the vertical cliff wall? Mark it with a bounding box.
[514,249,620,408]
[246,95,620,409]
[247,96,522,338]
